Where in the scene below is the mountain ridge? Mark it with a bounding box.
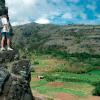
[12,23,100,55]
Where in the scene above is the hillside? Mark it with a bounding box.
[12,20,100,100]
[12,23,100,55]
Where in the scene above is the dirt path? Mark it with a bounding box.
[31,76,41,82]
[47,82,64,87]
[82,96,100,100]
[55,93,100,100]
[55,93,78,100]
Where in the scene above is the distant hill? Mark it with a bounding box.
[12,23,100,55]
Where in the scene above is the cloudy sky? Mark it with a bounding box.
[6,0,100,26]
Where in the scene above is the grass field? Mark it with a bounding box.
[28,52,100,99]
[30,74,94,97]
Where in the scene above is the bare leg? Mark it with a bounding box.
[7,37,13,50]
[1,37,5,48]
[7,38,11,48]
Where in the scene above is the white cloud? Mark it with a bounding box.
[5,0,99,25]
[5,0,60,25]
[12,19,31,26]
[95,14,100,18]
[5,0,86,25]
[87,4,96,11]
[80,13,87,20]
[67,0,79,3]
[5,0,83,25]
[6,0,39,25]
[22,0,36,6]
[62,13,73,19]
[35,18,50,24]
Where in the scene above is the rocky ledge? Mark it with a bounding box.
[0,50,35,100]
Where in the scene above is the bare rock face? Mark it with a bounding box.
[0,50,34,100]
[0,0,8,16]
[0,50,19,63]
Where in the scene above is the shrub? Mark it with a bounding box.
[34,60,39,65]
[93,82,100,96]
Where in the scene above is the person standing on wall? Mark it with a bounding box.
[0,15,13,51]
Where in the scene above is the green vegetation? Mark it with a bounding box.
[19,47,100,98]
[12,23,100,98]
[88,70,100,75]
[30,75,94,97]
[93,82,100,96]
[35,86,86,96]
[29,50,100,74]
[29,51,100,98]
[12,24,100,56]
[42,72,100,84]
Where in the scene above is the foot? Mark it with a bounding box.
[0,47,6,51]
[7,47,13,51]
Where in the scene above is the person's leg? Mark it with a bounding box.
[7,37,11,48]
[6,32,13,50]
[1,36,5,48]
[0,32,6,51]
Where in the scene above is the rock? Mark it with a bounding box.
[0,0,8,16]
[21,55,27,59]
[11,59,31,82]
[37,75,44,79]
[0,51,34,100]
[0,67,9,94]
[0,50,19,63]
[5,59,34,100]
